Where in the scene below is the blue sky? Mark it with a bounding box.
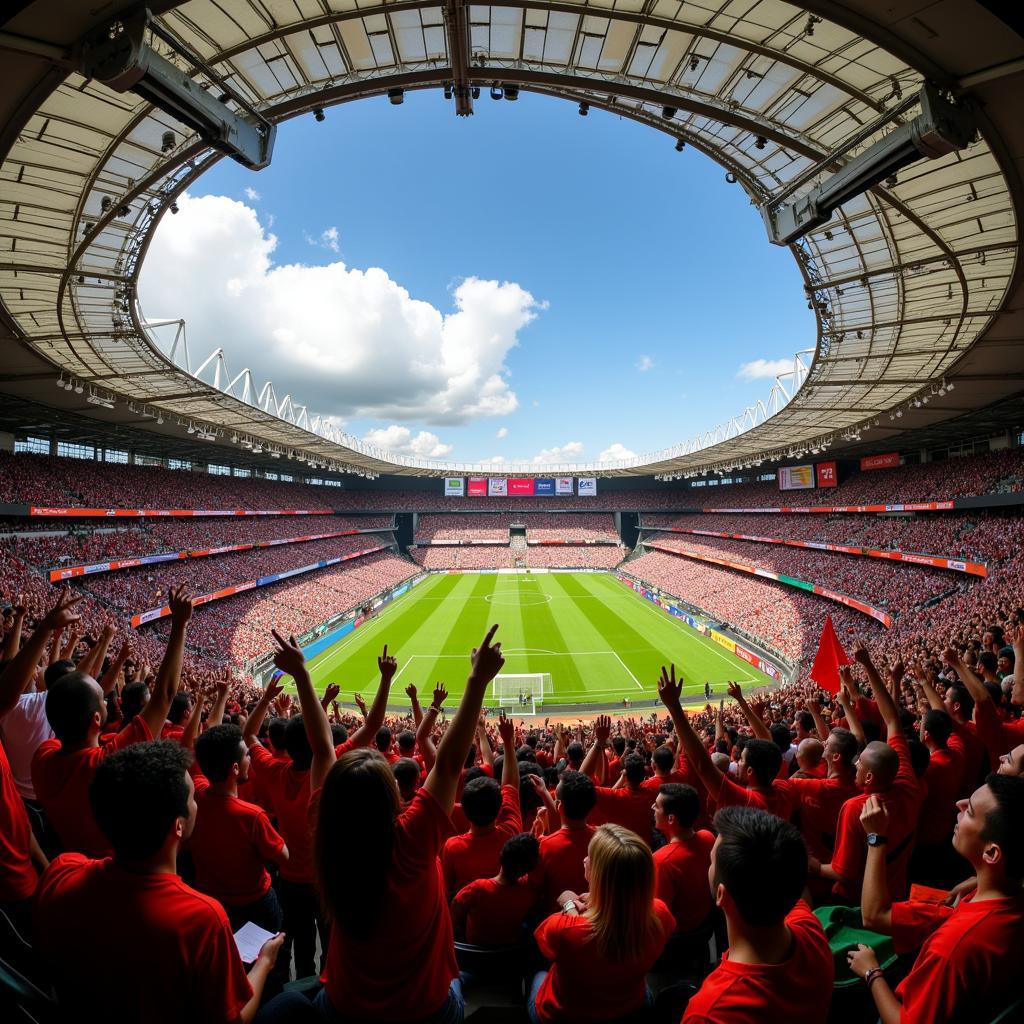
[141,89,813,465]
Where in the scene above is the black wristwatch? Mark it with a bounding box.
[866,833,889,847]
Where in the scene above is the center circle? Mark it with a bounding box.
[484,592,553,607]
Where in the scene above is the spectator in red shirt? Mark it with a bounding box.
[190,723,289,934]
[442,712,521,897]
[451,832,539,946]
[682,806,834,1022]
[32,587,194,857]
[34,741,283,1023]
[641,744,687,791]
[0,590,82,934]
[652,783,715,934]
[392,756,422,806]
[849,779,1024,1023]
[532,770,596,913]
[260,626,506,1023]
[528,823,674,1024]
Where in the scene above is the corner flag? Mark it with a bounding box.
[810,614,852,694]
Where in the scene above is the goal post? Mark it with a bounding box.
[491,673,553,715]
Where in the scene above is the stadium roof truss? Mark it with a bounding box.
[0,0,1021,477]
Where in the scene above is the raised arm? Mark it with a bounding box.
[415,682,446,774]
[406,683,423,729]
[658,664,721,795]
[319,683,340,714]
[344,647,398,748]
[423,625,505,815]
[98,640,131,697]
[838,668,867,748]
[477,715,494,769]
[78,622,114,680]
[272,630,336,792]
[579,715,611,783]
[858,795,893,932]
[242,678,284,749]
[0,589,83,718]
[496,711,518,790]
[854,640,902,738]
[807,698,831,743]
[727,681,772,740]
[180,690,205,751]
[140,588,192,737]
[2,597,26,661]
[206,676,231,729]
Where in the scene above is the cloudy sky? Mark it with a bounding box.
[140,91,812,465]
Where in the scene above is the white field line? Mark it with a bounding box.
[617,580,759,684]
[391,657,415,684]
[612,651,644,689]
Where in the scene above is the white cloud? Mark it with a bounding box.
[496,426,509,439]
[140,193,541,425]
[362,425,453,458]
[243,187,260,202]
[736,357,793,381]
[635,355,654,372]
[320,226,340,253]
[531,441,584,465]
[599,442,637,462]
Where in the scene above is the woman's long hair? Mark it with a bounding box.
[585,824,664,961]
[315,748,400,933]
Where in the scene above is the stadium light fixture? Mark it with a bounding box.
[79,10,276,170]
[662,106,676,120]
[388,89,405,105]
[675,139,685,151]
[73,381,84,394]
[490,85,503,101]
[186,423,196,434]
[762,84,976,245]
[313,107,325,122]
[578,102,589,116]
[754,135,767,150]
[504,85,519,101]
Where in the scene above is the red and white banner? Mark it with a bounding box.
[703,501,955,514]
[31,506,324,518]
[860,452,900,471]
[815,461,838,488]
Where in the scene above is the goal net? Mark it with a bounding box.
[492,673,553,715]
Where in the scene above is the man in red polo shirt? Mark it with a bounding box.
[34,741,282,1023]
[809,644,921,902]
[442,711,520,896]
[683,806,833,1021]
[848,778,1024,1023]
[32,587,194,857]
[190,723,289,933]
[652,783,715,935]
[532,770,596,913]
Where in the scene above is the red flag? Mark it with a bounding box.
[810,614,852,694]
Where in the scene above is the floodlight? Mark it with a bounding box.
[169,203,179,214]
[662,106,676,120]
[762,84,976,245]
[578,102,589,116]
[490,85,503,100]
[186,423,196,434]
[754,135,766,150]
[443,85,453,100]
[675,139,684,151]
[79,10,276,170]
[100,196,112,212]
[74,382,84,394]
[313,107,325,122]
[388,89,404,105]
[504,85,519,101]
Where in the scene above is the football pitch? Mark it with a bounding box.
[298,572,775,708]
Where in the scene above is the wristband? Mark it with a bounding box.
[863,967,884,988]
[562,900,577,914]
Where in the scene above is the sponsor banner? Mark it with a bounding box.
[577,477,597,497]
[467,478,487,497]
[861,452,900,471]
[488,478,508,497]
[759,659,781,681]
[865,549,987,576]
[535,478,555,496]
[555,477,574,495]
[702,501,955,514]
[444,477,464,497]
[647,542,891,627]
[392,585,410,599]
[815,461,838,488]
[778,465,815,491]
[734,646,759,668]
[508,478,535,496]
[31,507,322,518]
[710,630,737,654]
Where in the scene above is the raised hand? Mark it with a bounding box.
[353,692,368,717]
[431,682,448,711]
[40,587,84,632]
[859,793,890,836]
[271,629,306,679]
[378,645,398,683]
[322,682,341,704]
[497,710,515,749]
[470,624,504,685]
[658,664,683,710]
[405,683,418,700]
[264,677,285,704]
[726,680,743,702]
[594,714,611,745]
[853,639,872,666]
[167,586,194,626]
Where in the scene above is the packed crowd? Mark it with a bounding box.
[643,534,968,616]
[409,546,627,570]
[414,513,619,544]
[640,509,1021,562]
[0,452,337,510]
[1,584,1021,1024]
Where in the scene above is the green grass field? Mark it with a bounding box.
[292,572,774,709]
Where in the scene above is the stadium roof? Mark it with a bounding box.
[1,1,1022,478]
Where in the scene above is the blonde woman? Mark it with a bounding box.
[528,823,675,1023]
